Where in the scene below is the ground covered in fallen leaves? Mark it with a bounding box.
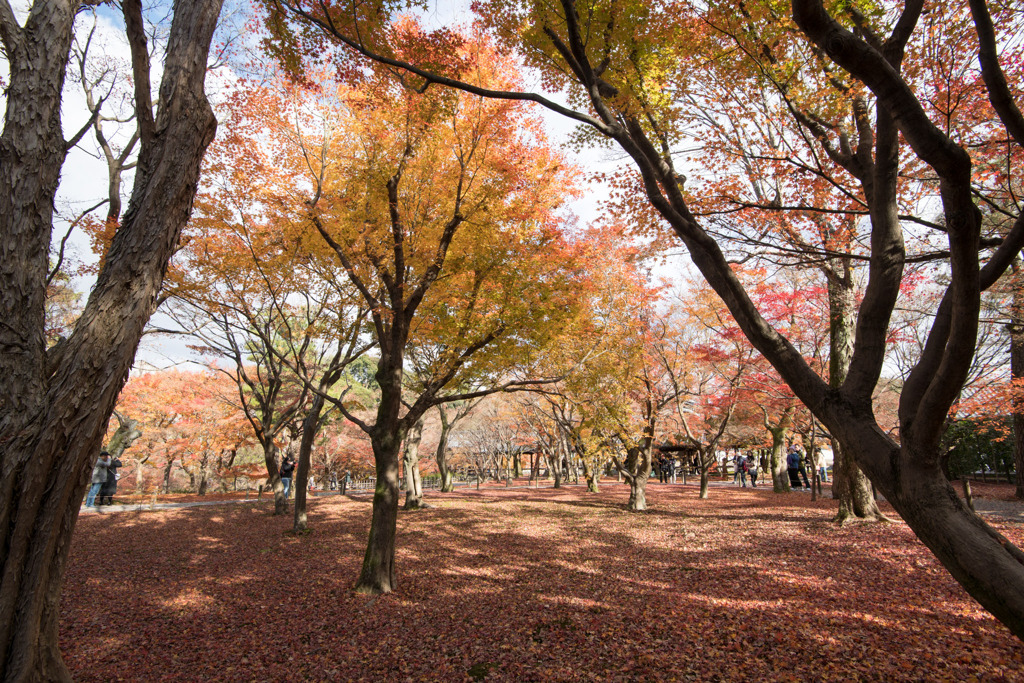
[62,483,1024,682]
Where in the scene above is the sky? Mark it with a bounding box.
[51,0,692,373]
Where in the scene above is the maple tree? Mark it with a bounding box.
[230,31,582,592]
[261,0,1024,639]
[660,280,758,499]
[112,369,253,496]
[169,82,378,522]
[431,399,483,492]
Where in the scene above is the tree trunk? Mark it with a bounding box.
[435,422,456,492]
[627,474,648,510]
[826,260,884,521]
[356,357,408,594]
[105,411,142,459]
[162,460,174,494]
[293,393,326,532]
[1011,261,1024,500]
[403,417,425,510]
[857,437,1024,641]
[832,438,885,523]
[580,456,600,492]
[358,429,403,593]
[0,2,223,679]
[262,441,286,515]
[550,448,563,488]
[621,446,650,511]
[769,433,789,493]
[197,463,208,496]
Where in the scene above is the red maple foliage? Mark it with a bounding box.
[62,486,1023,681]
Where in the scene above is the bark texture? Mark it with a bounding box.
[0,2,223,680]
[402,417,425,510]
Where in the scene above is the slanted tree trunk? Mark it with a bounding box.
[403,417,425,510]
[836,418,1024,640]
[105,411,142,458]
[0,2,223,679]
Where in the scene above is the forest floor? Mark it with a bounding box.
[62,483,1023,682]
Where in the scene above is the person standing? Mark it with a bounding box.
[816,448,828,483]
[747,453,759,488]
[797,447,811,489]
[86,452,110,507]
[280,455,296,499]
[739,454,748,488]
[786,446,803,489]
[98,454,123,505]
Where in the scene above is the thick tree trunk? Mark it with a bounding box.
[0,2,223,679]
[358,429,403,593]
[832,438,885,523]
[627,474,648,510]
[769,435,788,493]
[356,358,407,594]
[621,446,650,511]
[699,468,710,499]
[853,434,1024,641]
[403,417,425,510]
[826,264,884,520]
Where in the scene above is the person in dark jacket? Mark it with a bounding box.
[98,455,123,505]
[786,445,804,489]
[280,455,296,498]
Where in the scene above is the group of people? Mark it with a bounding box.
[786,444,829,489]
[732,453,760,488]
[86,451,123,507]
[655,455,679,483]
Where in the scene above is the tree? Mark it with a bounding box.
[661,282,757,498]
[0,1,224,677]
[248,32,581,592]
[265,0,1024,639]
[114,369,251,495]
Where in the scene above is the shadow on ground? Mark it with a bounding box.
[61,483,1023,682]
